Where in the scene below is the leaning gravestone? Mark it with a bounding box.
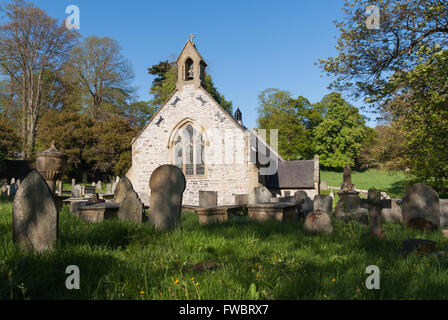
[303,210,333,234]
[118,190,144,223]
[402,183,440,231]
[71,184,82,198]
[313,195,332,214]
[13,170,58,252]
[148,165,186,230]
[114,177,134,203]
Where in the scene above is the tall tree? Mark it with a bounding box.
[318,0,448,103]
[318,0,448,190]
[257,89,318,160]
[0,0,78,159]
[313,93,369,169]
[64,36,134,122]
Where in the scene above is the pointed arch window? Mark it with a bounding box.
[172,123,205,177]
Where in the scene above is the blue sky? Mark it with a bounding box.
[2,0,377,128]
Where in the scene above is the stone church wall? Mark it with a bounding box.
[131,85,260,206]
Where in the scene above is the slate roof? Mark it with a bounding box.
[265,160,315,189]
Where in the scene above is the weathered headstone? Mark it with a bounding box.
[440,199,448,228]
[96,181,102,191]
[112,182,117,194]
[117,190,144,223]
[199,191,218,208]
[402,183,440,231]
[295,191,313,218]
[71,184,82,198]
[92,182,96,187]
[148,165,186,230]
[235,194,249,205]
[249,186,273,204]
[381,199,402,222]
[313,195,332,214]
[107,183,112,193]
[303,210,333,234]
[12,170,58,252]
[10,183,18,197]
[114,177,134,203]
[320,180,328,191]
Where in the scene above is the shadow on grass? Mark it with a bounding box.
[384,179,409,198]
[0,250,123,300]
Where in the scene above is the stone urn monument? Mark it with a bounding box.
[35,141,68,194]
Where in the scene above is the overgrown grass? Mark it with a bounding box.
[1,195,448,300]
[321,169,409,198]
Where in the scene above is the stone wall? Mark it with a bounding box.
[131,85,260,206]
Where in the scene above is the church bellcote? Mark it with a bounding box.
[176,34,207,90]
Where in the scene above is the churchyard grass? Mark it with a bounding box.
[1,195,448,300]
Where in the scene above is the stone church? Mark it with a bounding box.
[128,37,319,206]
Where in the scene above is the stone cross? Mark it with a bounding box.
[189,33,195,43]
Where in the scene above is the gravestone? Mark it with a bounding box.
[440,199,448,228]
[72,178,76,187]
[199,191,218,208]
[148,165,186,230]
[303,210,333,234]
[295,191,313,218]
[249,187,273,204]
[112,182,117,194]
[107,183,112,193]
[71,184,82,198]
[10,183,18,197]
[235,194,249,206]
[114,177,134,203]
[402,183,440,231]
[12,170,58,252]
[96,181,102,191]
[313,195,332,214]
[117,190,144,223]
[381,199,402,222]
[320,180,328,191]
[92,182,96,187]
[6,185,10,197]
[116,176,120,184]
